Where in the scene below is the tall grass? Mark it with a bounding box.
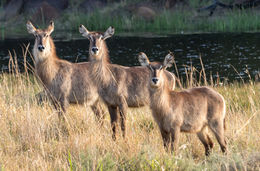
[54,7,260,34]
[0,48,259,170]
[204,9,260,32]
[1,4,260,39]
[1,1,260,40]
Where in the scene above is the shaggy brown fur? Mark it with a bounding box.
[79,25,176,139]
[139,52,227,156]
[27,21,104,122]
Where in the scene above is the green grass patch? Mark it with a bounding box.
[53,7,260,34]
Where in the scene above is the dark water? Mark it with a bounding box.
[0,33,259,82]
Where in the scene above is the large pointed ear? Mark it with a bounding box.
[138,52,150,66]
[102,26,114,40]
[79,24,90,38]
[26,21,37,35]
[46,20,54,35]
[163,52,174,69]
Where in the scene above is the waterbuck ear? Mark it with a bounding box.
[46,20,54,35]
[103,26,114,40]
[26,21,37,35]
[79,24,90,38]
[163,52,174,69]
[138,52,150,66]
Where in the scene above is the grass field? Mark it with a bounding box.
[0,55,259,170]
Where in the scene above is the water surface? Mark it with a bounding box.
[0,33,259,82]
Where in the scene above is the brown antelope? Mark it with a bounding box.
[138,52,227,156]
[79,25,176,139]
[26,21,104,122]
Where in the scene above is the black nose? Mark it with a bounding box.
[92,47,98,53]
[152,78,159,84]
[38,46,45,51]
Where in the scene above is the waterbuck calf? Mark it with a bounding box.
[79,25,176,139]
[26,21,104,121]
[138,52,227,156]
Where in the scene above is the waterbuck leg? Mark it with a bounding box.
[59,94,69,119]
[91,101,105,126]
[52,95,70,135]
[119,99,128,138]
[207,134,214,149]
[209,120,227,154]
[197,127,214,156]
[51,97,66,120]
[108,105,119,140]
[170,126,180,154]
[159,127,171,151]
[35,91,48,105]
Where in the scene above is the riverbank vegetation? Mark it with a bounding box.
[59,7,260,34]
[0,52,259,170]
[1,0,260,39]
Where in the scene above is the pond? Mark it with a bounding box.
[0,33,259,82]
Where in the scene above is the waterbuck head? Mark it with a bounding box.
[26,21,54,52]
[79,25,114,61]
[27,21,54,54]
[138,52,174,88]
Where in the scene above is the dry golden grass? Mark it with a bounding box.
[0,50,259,170]
[0,71,259,170]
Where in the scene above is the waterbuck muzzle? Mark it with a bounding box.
[38,44,45,52]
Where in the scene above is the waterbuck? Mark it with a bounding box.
[79,25,176,139]
[138,52,227,156]
[26,21,104,121]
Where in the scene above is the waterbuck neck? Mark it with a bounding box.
[33,37,59,86]
[149,73,172,112]
[89,41,112,86]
